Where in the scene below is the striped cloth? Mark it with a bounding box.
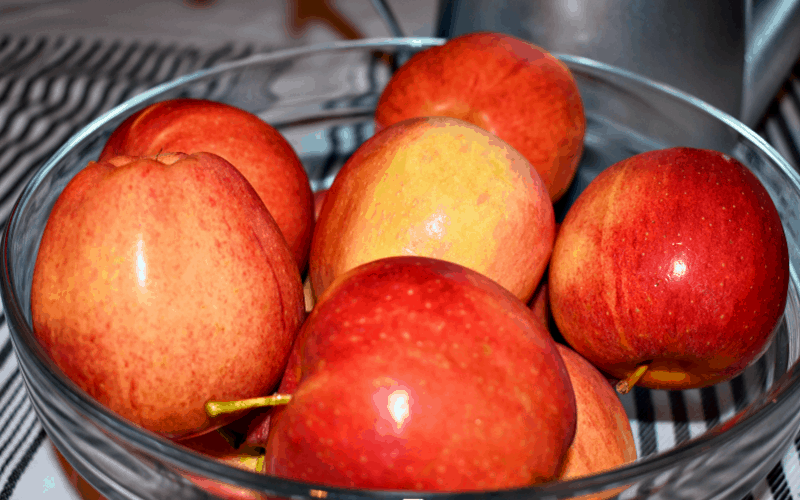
[1,34,800,500]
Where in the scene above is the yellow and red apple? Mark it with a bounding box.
[31,152,305,438]
[310,116,555,303]
[557,344,636,482]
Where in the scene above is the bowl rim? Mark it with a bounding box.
[3,36,800,499]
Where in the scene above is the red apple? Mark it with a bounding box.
[529,277,550,330]
[556,344,636,482]
[313,188,327,220]
[178,430,266,500]
[98,98,314,270]
[549,147,790,390]
[374,32,585,202]
[310,116,555,303]
[31,152,305,438]
[529,223,561,330]
[179,429,264,471]
[263,256,577,491]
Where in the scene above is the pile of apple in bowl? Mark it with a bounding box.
[3,35,800,500]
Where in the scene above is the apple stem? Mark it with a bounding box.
[205,394,292,418]
[616,363,650,395]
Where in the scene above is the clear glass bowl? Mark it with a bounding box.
[2,38,800,500]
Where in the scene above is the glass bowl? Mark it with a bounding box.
[3,38,800,500]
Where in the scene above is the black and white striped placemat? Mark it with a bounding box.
[1,34,800,500]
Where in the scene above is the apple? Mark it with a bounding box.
[309,116,555,303]
[263,255,577,491]
[178,430,267,500]
[528,276,635,482]
[556,344,636,482]
[236,324,310,447]
[529,277,550,330]
[374,32,585,202]
[98,98,315,270]
[549,147,790,391]
[179,428,264,471]
[313,188,328,220]
[31,152,305,438]
[529,224,561,331]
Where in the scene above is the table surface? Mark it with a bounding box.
[1,1,799,499]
